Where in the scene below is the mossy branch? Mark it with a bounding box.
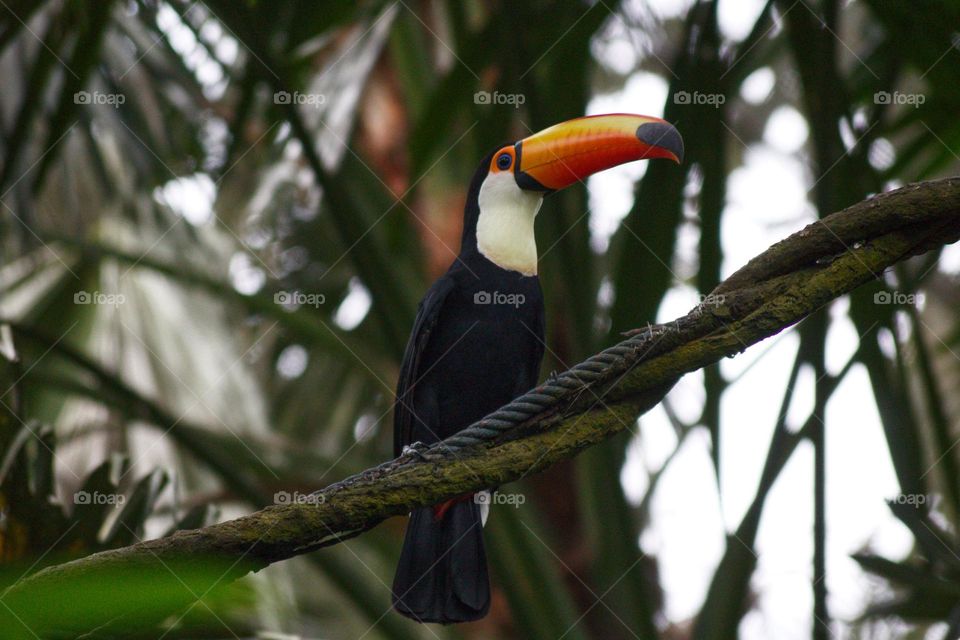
[3,178,960,637]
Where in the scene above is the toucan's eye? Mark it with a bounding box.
[496,152,512,170]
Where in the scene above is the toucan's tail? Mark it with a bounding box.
[392,500,490,624]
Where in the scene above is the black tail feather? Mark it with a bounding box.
[392,501,490,624]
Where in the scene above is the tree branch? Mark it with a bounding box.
[4,178,960,637]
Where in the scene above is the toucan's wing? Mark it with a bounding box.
[529,294,546,391]
[393,275,456,458]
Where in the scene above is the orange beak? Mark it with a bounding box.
[515,113,683,192]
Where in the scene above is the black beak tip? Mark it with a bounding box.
[636,121,684,163]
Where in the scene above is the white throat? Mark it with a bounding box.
[475,172,543,276]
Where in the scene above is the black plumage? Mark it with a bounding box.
[391,150,545,624]
[389,113,682,623]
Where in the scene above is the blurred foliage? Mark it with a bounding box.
[855,502,960,637]
[0,338,251,638]
[1,0,959,638]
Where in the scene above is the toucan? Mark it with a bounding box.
[391,113,683,624]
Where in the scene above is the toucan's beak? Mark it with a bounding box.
[515,113,683,192]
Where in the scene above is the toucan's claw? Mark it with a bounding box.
[623,322,669,339]
[401,441,432,461]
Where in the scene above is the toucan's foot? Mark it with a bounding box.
[401,441,432,461]
[623,322,665,338]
